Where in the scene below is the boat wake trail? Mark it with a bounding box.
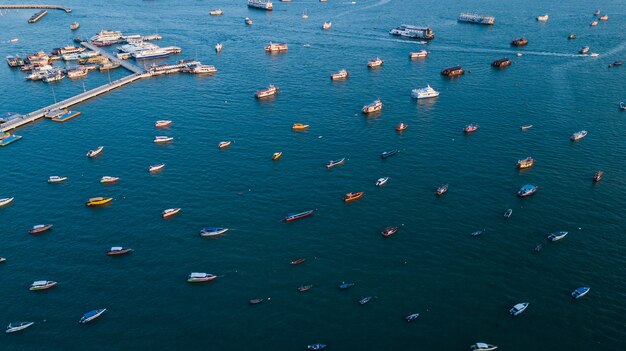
[334,0,392,19]
[433,45,581,58]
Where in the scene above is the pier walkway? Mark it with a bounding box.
[80,41,144,74]
[0,4,71,12]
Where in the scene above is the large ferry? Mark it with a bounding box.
[458,12,495,25]
[389,25,434,40]
[90,30,123,45]
[248,0,273,11]
[132,48,171,60]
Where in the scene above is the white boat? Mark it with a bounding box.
[547,231,568,241]
[86,146,104,158]
[9,38,19,43]
[376,177,389,186]
[362,99,383,114]
[79,308,106,323]
[43,71,65,83]
[190,65,217,74]
[409,50,429,59]
[5,322,34,333]
[471,342,498,351]
[536,14,549,22]
[90,30,123,43]
[29,280,57,290]
[323,21,332,30]
[248,0,273,10]
[117,42,158,54]
[154,136,174,143]
[132,48,171,60]
[149,163,165,173]
[367,57,384,68]
[389,25,435,40]
[411,85,439,99]
[100,176,119,183]
[200,227,229,237]
[589,53,599,57]
[570,130,588,141]
[302,9,308,19]
[510,302,529,316]
[48,176,67,183]
[209,9,224,16]
[215,43,223,53]
[162,208,181,218]
[67,67,88,79]
[0,197,14,207]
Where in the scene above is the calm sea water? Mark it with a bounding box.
[1,0,625,350]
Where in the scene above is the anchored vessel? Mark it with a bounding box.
[389,25,434,40]
[248,0,273,11]
[458,12,495,25]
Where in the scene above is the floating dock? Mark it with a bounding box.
[0,4,71,12]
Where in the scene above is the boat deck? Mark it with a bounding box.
[80,41,144,74]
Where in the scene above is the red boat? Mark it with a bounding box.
[382,226,398,237]
[29,224,53,235]
[107,247,133,256]
[464,124,479,133]
[284,210,315,222]
[593,170,603,183]
[396,123,408,132]
[291,258,306,265]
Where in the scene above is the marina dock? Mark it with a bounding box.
[80,41,144,74]
[0,4,71,12]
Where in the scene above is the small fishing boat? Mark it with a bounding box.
[86,146,104,158]
[517,184,538,197]
[162,208,181,218]
[517,157,535,169]
[567,34,576,39]
[272,152,282,160]
[249,298,263,304]
[593,170,603,183]
[570,130,588,141]
[491,57,511,68]
[0,197,14,207]
[382,226,398,237]
[367,57,384,68]
[396,123,408,132]
[265,42,288,53]
[535,243,543,252]
[599,14,608,20]
[510,302,529,316]
[362,99,383,114]
[409,50,429,59]
[359,296,373,305]
[155,120,172,128]
[86,197,113,207]
[215,43,223,53]
[149,163,165,173]
[436,184,448,196]
[29,224,53,235]
[79,309,106,323]
[326,158,345,169]
[218,141,232,148]
[464,124,479,133]
[330,69,349,80]
[405,313,419,322]
[511,37,528,47]
[520,124,533,130]
[5,322,34,333]
[290,258,306,265]
[343,192,364,202]
[590,21,598,26]
[154,136,174,144]
[504,209,512,218]
[209,9,224,16]
[339,281,355,289]
[571,287,590,299]
[307,344,326,351]
[187,272,217,283]
[107,247,133,256]
[471,342,498,351]
[200,227,229,237]
[48,176,67,183]
[292,123,309,131]
[579,46,590,55]
[536,14,549,22]
[547,231,568,242]
[70,22,79,30]
[594,10,601,16]
[376,177,389,186]
[100,176,119,184]
[471,229,484,237]
[322,21,332,30]
[298,285,313,292]
[381,149,398,159]
[284,210,315,222]
[29,280,57,291]
[245,17,253,25]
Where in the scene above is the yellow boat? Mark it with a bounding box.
[272,152,282,160]
[292,123,309,131]
[86,197,113,207]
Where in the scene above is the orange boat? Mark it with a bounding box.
[218,141,232,149]
[396,123,408,132]
[292,123,309,131]
[290,258,306,265]
[344,192,364,202]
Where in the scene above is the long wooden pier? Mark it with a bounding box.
[0,4,71,12]
[80,41,144,74]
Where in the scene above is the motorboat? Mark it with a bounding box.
[272,152,282,160]
[517,157,535,169]
[284,210,315,222]
[579,46,590,55]
[187,272,217,282]
[464,124,479,133]
[509,302,529,316]
[504,209,512,218]
[307,344,327,351]
[162,208,181,218]
[107,247,134,256]
[589,53,599,57]
[571,287,590,299]
[339,281,355,289]
[218,141,232,148]
[215,43,222,53]
[491,57,511,68]
[330,69,349,80]
[301,9,308,19]
[599,14,608,20]
[200,227,229,237]
[291,258,306,265]
[358,296,373,305]
[29,224,53,235]
[570,130,588,141]
[245,17,253,25]
[609,61,623,68]
[471,229,484,237]
[362,99,383,114]
[0,257,5,263]
[298,285,313,292]
[5,322,34,333]
[48,176,67,183]
[154,136,174,143]
[520,124,533,130]
[70,22,80,30]
[567,34,576,39]
[323,21,332,30]
[441,66,464,77]
[471,342,498,351]
[516,52,523,57]
[594,10,601,16]
[517,184,538,197]
[256,84,279,98]
[409,50,429,59]
[0,197,14,207]
[436,184,448,196]
[79,309,106,323]
[590,21,598,26]
[376,177,389,186]
[619,102,625,110]
[326,158,345,169]
[547,231,568,242]
[344,192,364,202]
[405,313,419,322]
[382,226,398,237]
[155,120,172,128]
[29,280,57,291]
[511,37,528,47]
[536,14,549,22]
[593,170,603,183]
[292,123,309,131]
[381,149,398,159]
[248,0,273,10]
[100,176,119,184]
[249,298,263,304]
[411,84,439,99]
[86,146,104,158]
[149,163,165,173]
[86,197,113,207]
[396,123,408,132]
[209,9,223,16]
[367,57,384,68]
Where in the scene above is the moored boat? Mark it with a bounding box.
[5,322,34,333]
[510,302,529,316]
[86,146,104,158]
[376,177,389,186]
[409,50,429,59]
[441,66,464,77]
[48,176,67,183]
[284,209,315,222]
[405,313,419,322]
[521,124,533,130]
[593,170,603,183]
[29,280,57,291]
[381,149,398,159]
[536,14,549,22]
[511,37,528,46]
[107,247,133,256]
[362,99,383,114]
[155,120,172,128]
[570,130,588,141]
[307,344,327,351]
[344,192,364,202]
[517,184,538,197]
[367,57,384,68]
[187,272,217,282]
[396,123,408,132]
[571,287,590,299]
[436,184,448,196]
[149,163,165,173]
[100,176,119,184]
[272,152,282,160]
[79,309,106,323]
[491,57,511,68]
[29,224,53,234]
[292,123,309,131]
[0,133,22,147]
[200,227,229,237]
[326,158,345,169]
[547,231,568,242]
[464,124,479,133]
[154,136,174,143]
[0,197,14,207]
[471,342,498,351]
[382,226,398,237]
[86,197,113,207]
[51,110,81,122]
[218,141,232,149]
[256,84,279,98]
[162,208,181,218]
[290,258,306,265]
[517,157,535,169]
[330,69,349,80]
[411,84,439,99]
[264,42,288,53]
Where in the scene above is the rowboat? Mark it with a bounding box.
[107,247,133,256]
[79,308,106,323]
[436,184,448,196]
[405,313,419,322]
[464,124,479,133]
[292,123,309,131]
[510,302,529,316]
[187,272,217,283]
[86,146,104,158]
[0,197,14,207]
[381,149,398,159]
[149,163,165,173]
[218,141,232,148]
[29,224,53,234]
[29,280,57,291]
[100,176,119,184]
[162,208,181,218]
[396,123,408,132]
[339,281,355,289]
[382,226,398,237]
[200,227,229,236]
[154,136,174,143]
[5,322,34,333]
[326,158,345,169]
[593,170,603,183]
[86,197,113,207]
[297,285,313,292]
[48,176,67,183]
[272,152,282,160]
[155,120,172,128]
[284,210,315,222]
[290,258,306,265]
[471,342,498,350]
[308,344,327,351]
[571,287,590,299]
[376,177,389,186]
[548,231,568,242]
[344,192,364,202]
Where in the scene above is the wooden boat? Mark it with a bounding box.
[464,124,479,133]
[510,302,529,316]
[200,227,229,237]
[155,120,172,128]
[48,176,67,183]
[79,309,106,323]
[511,37,528,46]
[471,342,498,351]
[339,281,355,289]
[107,246,133,256]
[272,152,282,160]
[441,66,464,77]
[29,224,53,235]
[504,209,513,218]
[86,146,104,158]
[491,57,511,68]
[330,69,349,80]
[297,285,313,292]
[290,258,306,265]
[0,197,14,207]
[436,184,448,196]
[376,177,389,186]
[405,313,419,322]
[344,192,364,202]
[5,322,34,333]
[256,84,279,98]
[100,176,119,184]
[381,149,399,159]
[571,287,590,299]
[149,163,165,173]
[154,136,174,143]
[249,298,263,304]
[517,157,535,169]
[593,170,603,183]
[382,226,398,237]
[86,197,113,207]
[264,42,288,53]
[187,272,217,283]
[284,209,315,222]
[517,184,538,197]
[218,141,232,148]
[520,124,533,130]
[326,158,345,169]
[396,123,408,132]
[367,57,384,68]
[548,231,568,242]
[29,280,57,291]
[362,99,383,114]
[162,208,181,218]
[292,123,309,131]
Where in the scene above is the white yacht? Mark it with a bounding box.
[90,30,123,42]
[132,48,171,60]
[411,85,439,99]
[389,24,434,40]
[248,0,273,11]
[117,42,158,54]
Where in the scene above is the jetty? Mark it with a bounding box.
[0,4,71,12]
[80,41,143,74]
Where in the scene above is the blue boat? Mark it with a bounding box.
[517,184,538,197]
[381,149,398,159]
[0,134,22,147]
[307,343,327,350]
[571,287,590,299]
[339,281,354,289]
[79,308,106,323]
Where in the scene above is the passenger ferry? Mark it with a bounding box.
[389,25,434,40]
[265,42,288,53]
[330,69,349,80]
[90,30,123,43]
[441,66,464,77]
[409,50,429,59]
[411,85,439,99]
[517,157,535,169]
[491,57,511,68]
[189,65,217,74]
[256,84,279,98]
[362,99,383,114]
[367,57,384,68]
[132,48,171,60]
[458,12,495,25]
[248,0,273,11]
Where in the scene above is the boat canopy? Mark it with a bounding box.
[110,246,123,251]
[190,272,207,278]
[32,280,48,285]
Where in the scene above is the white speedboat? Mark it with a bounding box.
[200,227,229,237]
[547,231,568,241]
[471,342,498,351]
[215,43,223,53]
[323,21,332,30]
[5,322,34,333]
[510,302,529,316]
[536,14,549,22]
[149,163,165,173]
[48,176,67,183]
[187,272,217,282]
[100,176,120,184]
[86,146,104,158]
[0,197,14,207]
[376,177,389,186]
[570,130,588,141]
[411,85,439,99]
[154,136,174,143]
